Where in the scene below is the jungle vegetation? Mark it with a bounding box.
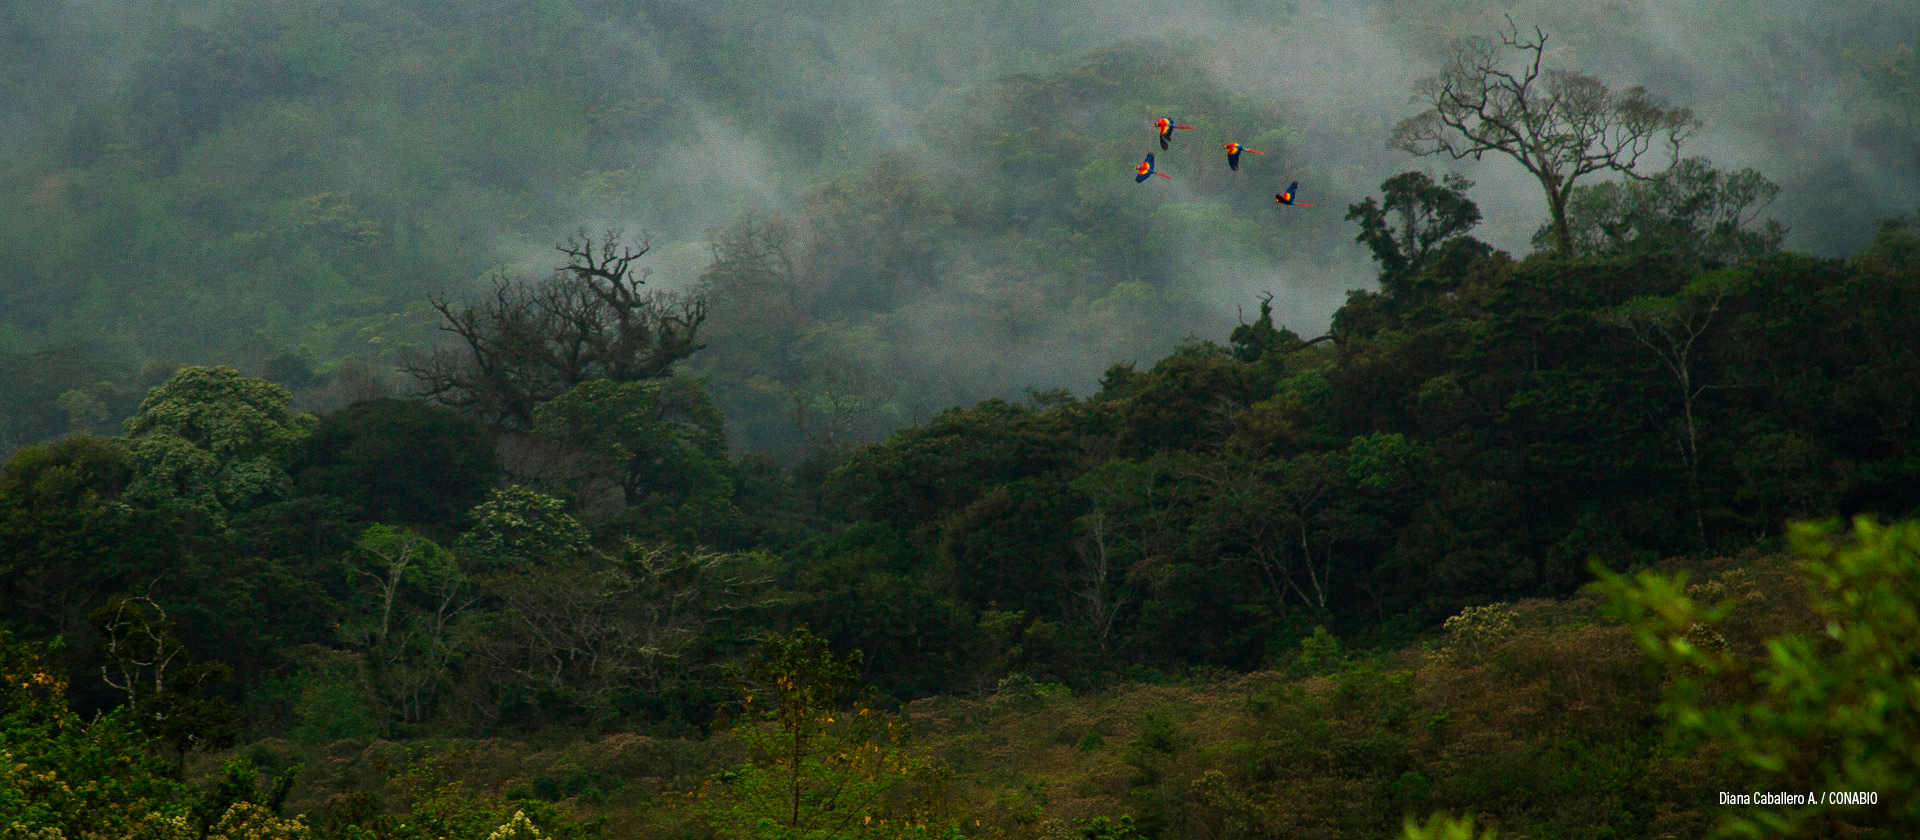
[3,1,1918,838]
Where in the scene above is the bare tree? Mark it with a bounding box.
[1062,459,1185,655]
[1186,453,1349,614]
[1065,510,1134,656]
[701,212,813,311]
[472,542,776,720]
[406,230,707,431]
[340,526,477,727]
[92,593,184,710]
[1394,17,1700,255]
[89,593,239,774]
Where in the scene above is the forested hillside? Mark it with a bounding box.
[4,197,1918,835]
[3,0,1920,837]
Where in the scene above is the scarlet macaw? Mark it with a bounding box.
[1223,142,1264,171]
[1274,181,1316,207]
[1154,118,1195,150]
[1135,152,1170,182]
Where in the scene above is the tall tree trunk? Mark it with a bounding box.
[1548,186,1575,255]
[1680,377,1708,549]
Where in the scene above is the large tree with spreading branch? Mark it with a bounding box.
[1393,18,1700,255]
[407,230,707,432]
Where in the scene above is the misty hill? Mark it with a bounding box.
[4,0,1917,455]
[3,2,1920,837]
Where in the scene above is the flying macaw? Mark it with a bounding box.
[1154,118,1195,150]
[1223,142,1264,171]
[1274,181,1316,207]
[1135,152,1170,182]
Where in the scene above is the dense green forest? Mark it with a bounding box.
[4,0,1920,837]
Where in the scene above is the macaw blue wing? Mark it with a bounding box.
[1275,180,1316,206]
[1228,150,1242,171]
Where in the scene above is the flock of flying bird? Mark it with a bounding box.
[1137,117,1315,207]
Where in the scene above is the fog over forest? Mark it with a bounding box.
[2,0,1916,452]
[7,3,1920,837]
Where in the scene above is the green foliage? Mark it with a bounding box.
[534,378,727,503]
[942,474,1085,619]
[0,350,137,456]
[533,377,744,544]
[526,767,622,805]
[1402,813,1496,840]
[294,398,500,534]
[1227,295,1302,364]
[987,673,1069,713]
[1345,432,1419,492]
[121,366,317,522]
[1286,627,1345,677]
[339,525,471,730]
[827,399,1075,532]
[1345,171,1482,288]
[88,594,240,774]
[0,435,139,634]
[1440,604,1517,663]
[698,627,962,840]
[189,756,302,836]
[473,539,776,728]
[454,486,591,572]
[284,661,381,746]
[0,631,190,838]
[1541,158,1786,268]
[1127,713,1181,758]
[784,523,990,701]
[321,755,598,840]
[1,14,1918,831]
[1597,517,1920,837]
[1072,815,1144,840]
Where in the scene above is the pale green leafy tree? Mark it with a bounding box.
[485,810,548,840]
[454,486,592,572]
[55,383,112,435]
[1440,603,1517,663]
[341,525,475,728]
[120,366,316,522]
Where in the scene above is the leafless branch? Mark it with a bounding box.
[1394,16,1699,253]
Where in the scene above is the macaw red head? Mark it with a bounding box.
[1137,160,1152,175]
[1156,118,1171,130]
[1224,143,1240,153]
